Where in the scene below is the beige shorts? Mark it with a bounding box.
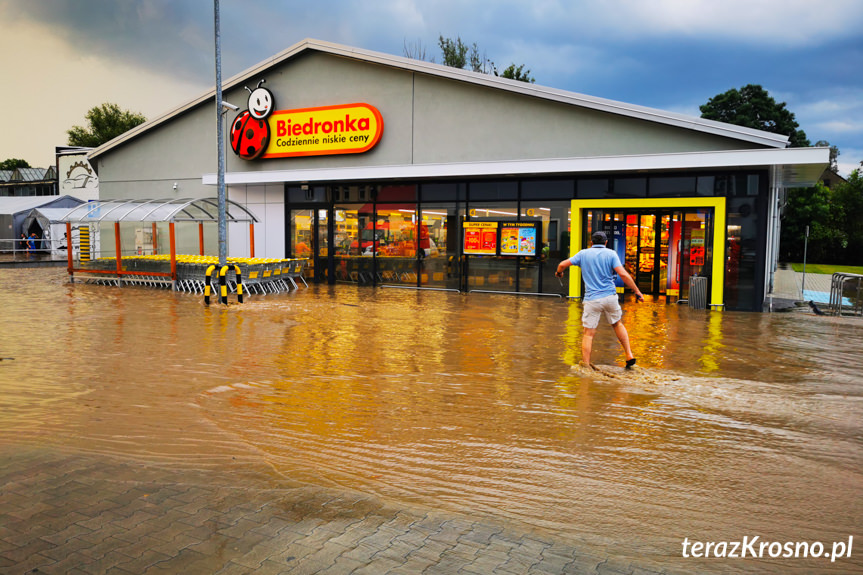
[582,294,622,329]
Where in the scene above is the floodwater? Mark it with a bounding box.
[1,267,862,573]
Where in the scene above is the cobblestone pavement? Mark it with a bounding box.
[0,445,674,575]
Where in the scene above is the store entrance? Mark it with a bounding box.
[591,208,713,300]
[288,206,331,283]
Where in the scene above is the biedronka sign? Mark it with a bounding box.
[230,79,383,160]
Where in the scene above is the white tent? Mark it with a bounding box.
[21,207,83,256]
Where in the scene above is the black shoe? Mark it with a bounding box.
[625,358,636,370]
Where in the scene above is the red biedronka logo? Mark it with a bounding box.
[230,79,383,160]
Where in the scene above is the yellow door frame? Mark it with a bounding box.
[569,197,726,308]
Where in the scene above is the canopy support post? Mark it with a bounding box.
[169,222,177,290]
[114,222,122,285]
[249,223,255,258]
[66,222,74,283]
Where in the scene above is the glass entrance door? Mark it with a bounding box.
[595,209,710,298]
[290,206,331,283]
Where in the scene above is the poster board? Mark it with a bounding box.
[463,221,541,257]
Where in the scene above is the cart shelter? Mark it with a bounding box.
[55,197,259,287]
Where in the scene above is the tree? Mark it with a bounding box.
[832,169,863,260]
[814,140,840,172]
[498,63,535,84]
[436,35,535,83]
[67,103,147,148]
[404,38,433,62]
[0,158,30,170]
[438,35,468,69]
[700,84,809,147]
[780,182,842,263]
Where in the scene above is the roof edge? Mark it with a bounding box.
[202,147,829,187]
[90,38,790,160]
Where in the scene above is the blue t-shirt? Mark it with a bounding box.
[570,245,622,301]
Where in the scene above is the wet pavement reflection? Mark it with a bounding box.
[1,268,861,571]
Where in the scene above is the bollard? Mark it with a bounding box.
[219,265,229,305]
[233,264,244,304]
[204,264,216,305]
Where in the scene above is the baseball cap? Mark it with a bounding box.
[591,231,608,244]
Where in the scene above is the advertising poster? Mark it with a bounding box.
[500,223,538,256]
[612,221,625,288]
[690,229,705,266]
[463,222,498,255]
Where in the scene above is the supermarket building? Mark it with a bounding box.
[88,39,828,311]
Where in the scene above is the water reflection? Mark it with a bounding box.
[1,268,861,571]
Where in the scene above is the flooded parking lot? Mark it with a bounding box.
[1,267,861,572]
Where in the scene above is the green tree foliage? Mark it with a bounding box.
[700,84,809,147]
[499,63,535,84]
[67,103,147,148]
[814,140,840,172]
[780,171,863,265]
[833,169,863,260]
[435,35,535,83]
[780,183,840,262]
[0,158,31,170]
[438,35,468,69]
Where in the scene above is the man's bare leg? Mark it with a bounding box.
[582,327,599,370]
[612,321,636,368]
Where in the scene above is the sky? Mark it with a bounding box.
[2,0,862,176]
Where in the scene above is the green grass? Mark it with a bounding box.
[790,263,863,275]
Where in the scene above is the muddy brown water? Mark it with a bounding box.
[1,268,861,572]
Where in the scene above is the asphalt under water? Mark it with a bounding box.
[1,268,861,572]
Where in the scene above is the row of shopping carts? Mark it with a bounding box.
[77,255,307,296]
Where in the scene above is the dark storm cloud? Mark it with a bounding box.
[2,0,862,171]
[1,1,217,79]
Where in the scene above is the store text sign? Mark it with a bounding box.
[263,103,383,159]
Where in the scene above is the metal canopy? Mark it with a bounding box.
[52,197,258,224]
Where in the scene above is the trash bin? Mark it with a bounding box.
[689,275,708,309]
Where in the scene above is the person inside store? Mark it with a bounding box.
[556,230,644,370]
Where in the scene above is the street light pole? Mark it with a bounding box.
[213,0,227,267]
[801,224,810,300]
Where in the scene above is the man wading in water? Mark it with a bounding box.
[556,231,644,370]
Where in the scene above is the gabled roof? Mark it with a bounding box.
[10,167,50,181]
[0,195,84,216]
[90,39,790,161]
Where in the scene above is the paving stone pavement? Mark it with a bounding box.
[0,444,677,575]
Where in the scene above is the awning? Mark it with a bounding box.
[51,197,259,224]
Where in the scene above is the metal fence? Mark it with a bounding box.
[829,273,863,317]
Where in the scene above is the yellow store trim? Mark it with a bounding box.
[569,197,727,308]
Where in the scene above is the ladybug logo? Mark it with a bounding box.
[230,79,275,160]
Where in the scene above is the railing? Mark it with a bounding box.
[0,237,73,260]
[829,273,863,317]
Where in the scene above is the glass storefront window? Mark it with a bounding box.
[577,179,609,198]
[522,200,570,294]
[521,179,574,200]
[290,209,315,279]
[419,203,461,290]
[649,176,696,197]
[467,201,517,292]
[612,177,647,198]
[333,203,374,284]
[469,181,518,201]
[374,203,418,285]
[421,182,466,202]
